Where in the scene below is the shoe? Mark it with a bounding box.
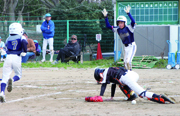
[7,78,13,92]
[41,59,45,62]
[50,59,53,62]
[52,60,59,65]
[161,94,175,104]
[0,92,6,103]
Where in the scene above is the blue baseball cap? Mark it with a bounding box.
[34,40,38,43]
[45,13,51,17]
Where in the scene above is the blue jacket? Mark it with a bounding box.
[41,20,55,39]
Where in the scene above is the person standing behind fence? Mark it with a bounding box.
[40,13,55,62]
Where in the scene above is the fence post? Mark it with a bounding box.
[67,20,69,43]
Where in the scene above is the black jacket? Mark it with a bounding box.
[64,41,80,56]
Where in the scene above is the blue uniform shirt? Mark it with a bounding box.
[6,35,28,56]
[105,13,135,45]
[41,20,55,39]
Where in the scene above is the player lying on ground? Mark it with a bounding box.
[85,67,175,104]
[0,23,28,103]
[102,6,136,70]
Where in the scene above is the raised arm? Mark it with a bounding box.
[124,6,135,27]
[102,9,113,30]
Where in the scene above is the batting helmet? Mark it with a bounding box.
[9,23,23,36]
[117,16,127,26]
[94,68,105,81]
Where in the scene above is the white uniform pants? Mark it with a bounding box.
[120,71,154,98]
[1,55,22,84]
[124,42,137,70]
[42,38,54,60]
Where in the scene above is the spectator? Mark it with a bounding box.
[53,35,80,64]
[21,32,36,63]
[0,36,7,62]
[41,13,55,62]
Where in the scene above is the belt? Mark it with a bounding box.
[124,43,132,47]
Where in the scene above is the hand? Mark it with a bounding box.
[124,5,131,13]
[104,97,114,101]
[102,8,108,17]
[20,52,26,56]
[48,25,50,29]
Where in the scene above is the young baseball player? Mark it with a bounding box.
[0,36,7,62]
[41,13,55,62]
[0,23,27,103]
[102,6,136,70]
[85,67,175,104]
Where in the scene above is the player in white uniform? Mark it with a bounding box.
[0,36,7,61]
[102,6,136,70]
[85,67,175,104]
[0,23,28,103]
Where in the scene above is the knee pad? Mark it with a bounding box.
[119,85,138,100]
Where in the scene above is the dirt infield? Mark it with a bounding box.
[0,68,180,116]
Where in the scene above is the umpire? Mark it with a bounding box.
[52,35,80,64]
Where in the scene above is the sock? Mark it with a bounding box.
[56,59,59,62]
[1,83,6,93]
[1,55,3,59]
[43,49,46,60]
[5,54,7,57]
[13,75,20,82]
[50,50,54,61]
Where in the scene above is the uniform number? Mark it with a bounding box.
[12,40,18,50]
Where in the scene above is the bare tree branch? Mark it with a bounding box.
[13,0,19,10]
[40,0,55,8]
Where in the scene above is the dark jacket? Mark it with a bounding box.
[64,41,80,56]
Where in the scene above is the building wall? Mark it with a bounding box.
[134,26,169,57]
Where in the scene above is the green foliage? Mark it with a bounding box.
[51,0,114,52]
[153,59,168,68]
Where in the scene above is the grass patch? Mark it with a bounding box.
[153,59,168,68]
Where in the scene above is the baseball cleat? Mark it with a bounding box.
[52,60,59,65]
[41,59,45,62]
[0,92,6,103]
[7,78,13,92]
[161,94,175,104]
[50,59,53,62]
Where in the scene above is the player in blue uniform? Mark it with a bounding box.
[102,6,136,70]
[0,23,28,103]
[86,67,175,104]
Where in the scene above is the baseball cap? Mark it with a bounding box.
[45,13,51,17]
[33,40,38,43]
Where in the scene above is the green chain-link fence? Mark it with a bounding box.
[0,19,114,53]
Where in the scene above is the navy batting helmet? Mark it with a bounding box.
[94,68,105,81]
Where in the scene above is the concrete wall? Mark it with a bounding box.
[134,26,170,57]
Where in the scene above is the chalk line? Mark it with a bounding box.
[6,92,62,103]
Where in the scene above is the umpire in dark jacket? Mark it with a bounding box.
[53,35,80,64]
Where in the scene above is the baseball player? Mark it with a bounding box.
[0,36,7,61]
[41,13,55,62]
[102,6,136,70]
[0,23,27,103]
[85,67,175,104]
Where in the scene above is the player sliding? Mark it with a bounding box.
[85,67,175,104]
[102,6,136,70]
[0,23,27,103]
